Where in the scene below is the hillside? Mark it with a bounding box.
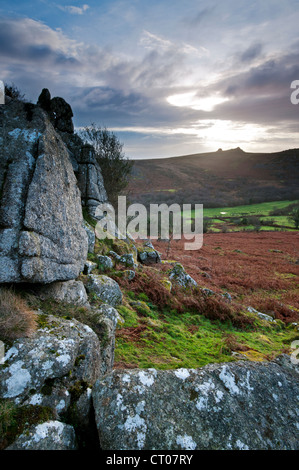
[128,147,299,207]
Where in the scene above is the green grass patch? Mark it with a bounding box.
[115,295,298,370]
[0,401,55,450]
[185,200,299,233]
[201,200,299,219]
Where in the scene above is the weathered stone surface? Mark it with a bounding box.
[6,421,77,450]
[247,306,275,322]
[0,101,88,284]
[97,255,114,270]
[92,356,299,450]
[0,228,18,255]
[137,242,161,265]
[0,314,102,420]
[201,287,215,296]
[0,150,36,229]
[83,260,97,275]
[108,251,137,269]
[0,256,19,283]
[76,145,108,218]
[118,253,136,268]
[169,263,197,289]
[50,96,74,133]
[37,280,89,306]
[21,127,88,282]
[90,304,124,375]
[83,220,96,253]
[86,274,122,307]
[122,270,135,281]
[222,291,232,302]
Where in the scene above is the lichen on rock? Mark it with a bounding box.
[6,420,77,450]
[137,240,161,265]
[92,356,299,450]
[168,263,197,289]
[0,99,89,284]
[86,274,123,307]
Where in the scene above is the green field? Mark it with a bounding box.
[203,200,297,218]
[189,200,299,232]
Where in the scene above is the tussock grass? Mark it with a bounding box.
[0,288,37,342]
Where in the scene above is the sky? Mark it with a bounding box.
[0,0,299,159]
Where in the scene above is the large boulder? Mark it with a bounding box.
[36,91,108,219]
[86,274,123,307]
[0,303,121,449]
[168,263,197,289]
[49,96,74,134]
[0,100,88,284]
[37,89,74,134]
[92,355,299,450]
[37,88,51,113]
[109,252,137,269]
[137,241,161,265]
[97,255,114,271]
[37,280,89,306]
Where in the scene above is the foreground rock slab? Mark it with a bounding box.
[92,355,299,450]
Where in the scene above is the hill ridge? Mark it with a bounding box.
[128,147,299,208]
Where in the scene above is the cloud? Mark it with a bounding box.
[0,16,196,99]
[58,4,89,15]
[0,17,197,128]
[139,30,173,51]
[177,49,299,127]
[223,52,299,100]
[1,8,298,158]
[182,6,214,27]
[139,30,208,59]
[0,17,82,64]
[240,43,263,63]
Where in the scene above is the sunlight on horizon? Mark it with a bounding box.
[167,92,229,112]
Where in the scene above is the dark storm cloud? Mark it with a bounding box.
[73,86,146,114]
[0,16,194,131]
[0,17,81,67]
[212,93,297,125]
[71,84,200,130]
[201,51,299,125]
[240,43,263,62]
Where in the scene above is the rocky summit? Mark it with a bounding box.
[0,97,86,283]
[0,91,108,284]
